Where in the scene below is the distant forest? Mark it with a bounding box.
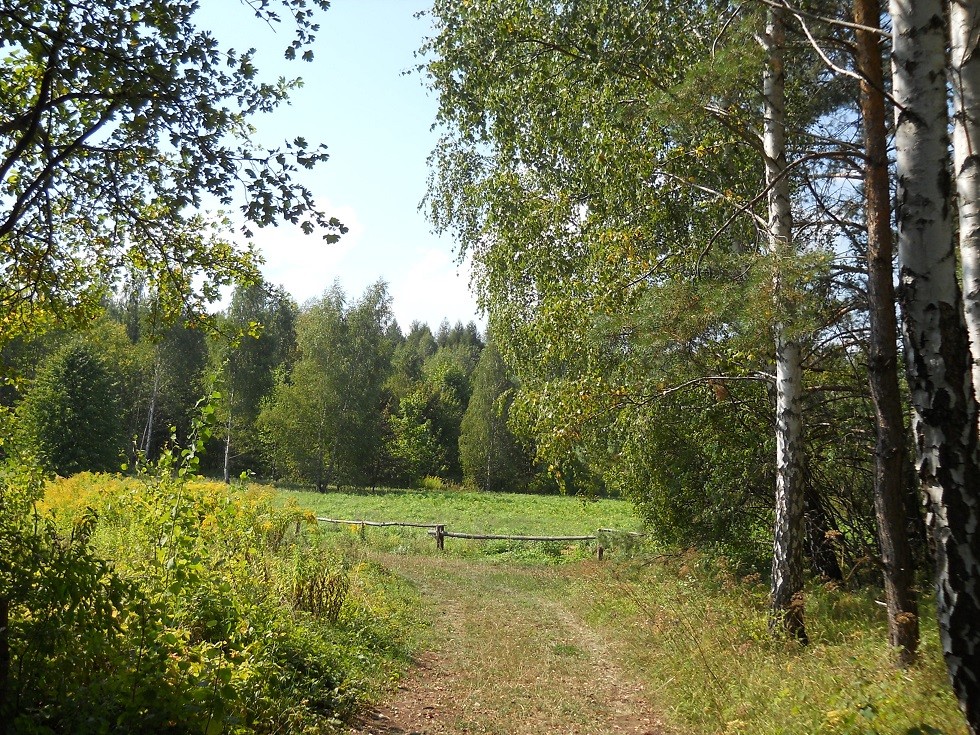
[3,279,549,494]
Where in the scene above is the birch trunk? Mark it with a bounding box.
[891,0,980,727]
[223,384,234,484]
[141,355,161,456]
[763,7,807,643]
[951,0,980,394]
[855,0,919,666]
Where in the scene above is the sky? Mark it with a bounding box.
[204,0,482,331]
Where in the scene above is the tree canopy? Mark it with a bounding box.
[19,342,124,475]
[0,0,345,343]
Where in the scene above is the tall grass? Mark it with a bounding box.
[578,549,966,735]
[206,482,968,734]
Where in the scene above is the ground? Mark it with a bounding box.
[347,553,668,735]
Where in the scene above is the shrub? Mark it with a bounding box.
[3,438,416,733]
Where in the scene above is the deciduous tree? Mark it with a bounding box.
[0,0,345,344]
[259,282,393,489]
[889,0,980,726]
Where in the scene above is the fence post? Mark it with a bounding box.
[359,521,366,539]
[435,524,445,551]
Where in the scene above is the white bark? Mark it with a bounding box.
[951,0,980,396]
[223,384,234,484]
[142,355,161,455]
[892,0,980,728]
[763,7,807,642]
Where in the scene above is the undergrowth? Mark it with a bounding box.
[2,451,418,733]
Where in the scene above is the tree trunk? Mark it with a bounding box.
[141,355,161,456]
[890,0,980,727]
[951,0,980,393]
[763,7,808,644]
[803,485,844,582]
[223,385,234,484]
[855,0,920,667]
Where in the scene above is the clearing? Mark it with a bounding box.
[347,553,668,735]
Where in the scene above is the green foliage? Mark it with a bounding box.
[390,388,448,481]
[259,281,393,489]
[459,340,537,492]
[422,0,881,575]
[388,322,438,401]
[142,318,211,452]
[0,386,419,734]
[19,342,125,475]
[288,552,351,624]
[208,283,299,478]
[3,463,416,733]
[0,0,345,342]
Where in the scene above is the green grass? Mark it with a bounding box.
[580,551,967,735]
[275,485,643,562]
[263,484,968,734]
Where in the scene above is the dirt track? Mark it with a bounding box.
[347,555,667,735]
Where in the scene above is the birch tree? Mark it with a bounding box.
[424,1,855,605]
[951,0,980,392]
[762,6,807,643]
[890,0,980,726]
[258,282,393,489]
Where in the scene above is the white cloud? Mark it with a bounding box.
[389,248,483,331]
[253,201,363,306]
[248,200,482,331]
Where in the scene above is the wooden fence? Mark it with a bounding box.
[315,516,641,557]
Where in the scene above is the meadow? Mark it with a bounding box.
[28,475,970,734]
[277,484,643,561]
[279,483,968,735]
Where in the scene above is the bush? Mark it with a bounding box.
[2,440,416,733]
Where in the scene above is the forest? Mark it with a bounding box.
[2,0,980,733]
[3,279,535,494]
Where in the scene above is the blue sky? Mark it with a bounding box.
[207,0,481,330]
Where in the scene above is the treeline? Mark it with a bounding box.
[1,279,549,494]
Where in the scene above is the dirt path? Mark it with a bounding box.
[347,555,668,735]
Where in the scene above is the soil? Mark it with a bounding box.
[346,555,669,735]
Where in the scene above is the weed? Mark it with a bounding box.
[288,552,351,623]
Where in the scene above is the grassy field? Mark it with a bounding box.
[267,484,968,735]
[276,485,644,561]
[346,550,968,735]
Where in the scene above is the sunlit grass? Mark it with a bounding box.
[273,484,644,562]
[578,550,967,735]
[262,483,968,734]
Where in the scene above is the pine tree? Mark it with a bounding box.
[20,343,124,475]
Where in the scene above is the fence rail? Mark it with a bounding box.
[316,516,642,557]
[316,517,435,529]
